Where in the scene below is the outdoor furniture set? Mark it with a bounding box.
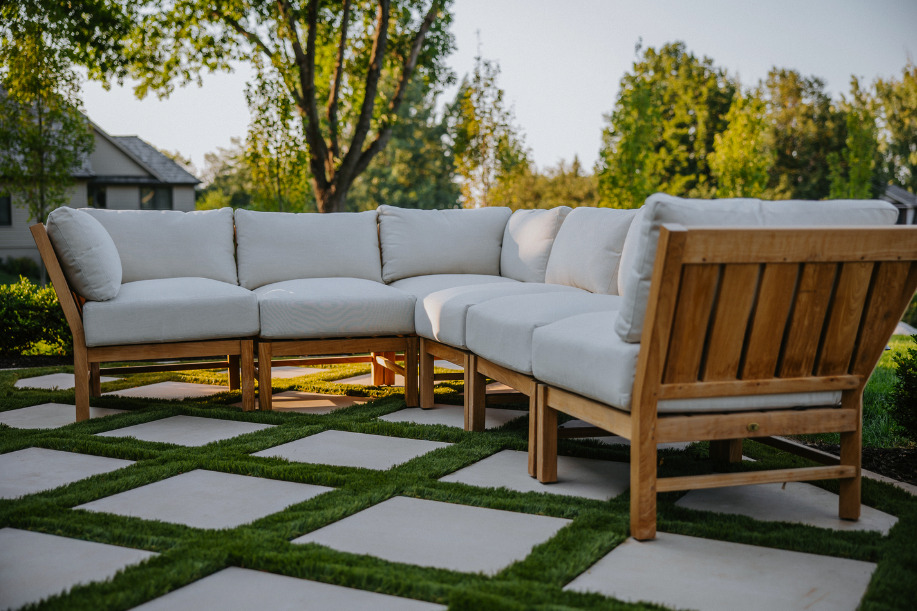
[32,194,917,539]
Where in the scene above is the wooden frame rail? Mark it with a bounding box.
[535,224,917,540]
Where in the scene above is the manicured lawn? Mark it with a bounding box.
[1,362,916,609]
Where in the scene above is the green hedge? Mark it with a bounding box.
[892,335,917,442]
[0,277,72,356]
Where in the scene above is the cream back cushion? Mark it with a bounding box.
[235,209,382,289]
[614,193,900,343]
[501,207,571,282]
[544,207,637,294]
[46,207,122,301]
[378,205,511,282]
[83,207,238,284]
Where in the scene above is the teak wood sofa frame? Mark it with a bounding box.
[535,224,917,540]
[31,224,257,419]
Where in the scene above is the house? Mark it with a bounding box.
[0,121,200,265]
[883,184,917,225]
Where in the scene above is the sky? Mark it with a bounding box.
[81,0,917,178]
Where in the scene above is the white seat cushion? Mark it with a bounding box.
[255,278,415,339]
[389,274,517,299]
[615,193,900,343]
[466,292,622,374]
[532,312,840,414]
[414,282,579,349]
[501,207,571,282]
[378,205,512,282]
[46,207,122,301]
[544,207,637,294]
[82,278,259,347]
[83,208,238,285]
[234,209,383,289]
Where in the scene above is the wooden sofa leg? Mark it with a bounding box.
[404,338,419,407]
[240,340,255,412]
[528,384,546,477]
[228,354,241,391]
[535,398,558,483]
[74,346,90,422]
[839,391,862,521]
[464,353,486,432]
[419,339,435,409]
[89,362,102,397]
[630,435,658,541]
[371,352,386,385]
[710,439,743,464]
[258,342,273,411]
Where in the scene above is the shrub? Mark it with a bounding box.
[892,334,917,441]
[904,293,917,328]
[0,256,40,281]
[0,277,72,356]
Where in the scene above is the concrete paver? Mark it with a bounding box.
[14,373,118,390]
[96,415,274,447]
[0,403,125,429]
[0,448,134,499]
[104,381,229,400]
[379,403,524,429]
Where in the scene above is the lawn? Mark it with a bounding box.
[1,359,916,609]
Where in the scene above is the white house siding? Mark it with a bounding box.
[0,184,87,265]
[106,186,141,210]
[174,185,195,211]
[90,137,148,177]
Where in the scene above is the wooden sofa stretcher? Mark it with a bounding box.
[31,223,257,419]
[535,224,917,541]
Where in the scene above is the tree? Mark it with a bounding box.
[597,42,735,208]
[875,63,917,194]
[828,77,879,199]
[347,79,460,210]
[114,0,455,213]
[244,58,313,212]
[446,54,529,208]
[709,90,773,197]
[763,69,846,199]
[0,24,94,227]
[196,138,253,210]
[490,157,598,210]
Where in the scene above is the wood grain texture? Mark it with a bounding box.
[741,263,798,380]
[663,265,718,383]
[779,263,837,377]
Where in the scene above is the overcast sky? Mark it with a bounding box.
[82,0,917,177]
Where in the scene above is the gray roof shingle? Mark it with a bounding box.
[110,136,199,184]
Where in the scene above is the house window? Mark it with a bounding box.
[140,186,173,210]
[88,185,107,209]
[0,194,11,226]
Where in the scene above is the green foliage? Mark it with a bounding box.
[597,42,736,208]
[0,21,94,225]
[0,256,40,282]
[196,138,253,211]
[764,69,846,199]
[348,79,460,210]
[829,78,880,199]
[0,276,71,356]
[875,62,917,194]
[446,54,530,208]
[892,335,917,441]
[710,91,773,197]
[490,157,599,210]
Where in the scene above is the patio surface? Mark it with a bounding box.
[1,362,912,610]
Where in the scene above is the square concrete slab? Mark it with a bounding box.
[75,469,333,529]
[0,448,134,499]
[253,430,450,470]
[294,496,570,575]
[378,403,524,429]
[333,373,406,387]
[132,567,445,611]
[104,381,228,400]
[676,482,898,534]
[565,532,876,611]
[14,372,118,390]
[559,419,691,450]
[96,415,274,447]
[440,450,629,501]
[235,390,367,414]
[0,528,156,611]
[0,403,125,429]
[224,366,326,379]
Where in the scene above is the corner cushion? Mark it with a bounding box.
[255,277,416,339]
[46,207,122,301]
[500,206,571,283]
[82,277,259,347]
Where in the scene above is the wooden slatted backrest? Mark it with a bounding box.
[640,225,917,401]
[29,223,87,347]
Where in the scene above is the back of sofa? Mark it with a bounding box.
[614,193,900,343]
[378,205,512,282]
[82,207,238,285]
[234,209,383,290]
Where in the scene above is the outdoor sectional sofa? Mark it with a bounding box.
[32,194,917,540]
